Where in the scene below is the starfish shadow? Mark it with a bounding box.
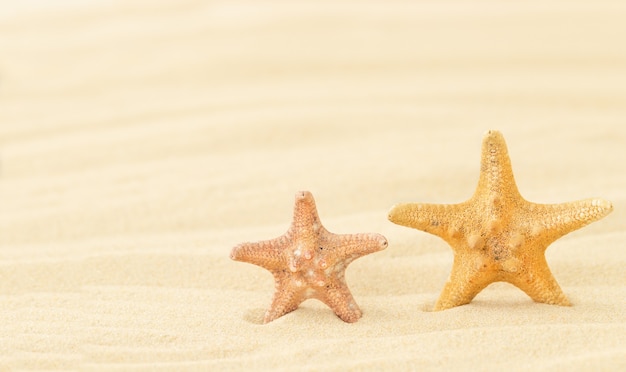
[242,308,266,325]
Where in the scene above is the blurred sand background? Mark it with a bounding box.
[1,0,625,370]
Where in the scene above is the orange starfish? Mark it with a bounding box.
[231,191,388,323]
[388,130,613,311]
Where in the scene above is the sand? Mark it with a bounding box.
[1,0,625,370]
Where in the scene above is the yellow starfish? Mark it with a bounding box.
[231,191,388,323]
[388,130,613,311]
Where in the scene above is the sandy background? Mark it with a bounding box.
[1,0,625,370]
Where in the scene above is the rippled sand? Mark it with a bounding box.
[1,1,625,370]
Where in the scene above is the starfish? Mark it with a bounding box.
[388,130,613,311]
[231,191,388,323]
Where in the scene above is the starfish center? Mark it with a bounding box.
[288,244,330,287]
[471,229,526,274]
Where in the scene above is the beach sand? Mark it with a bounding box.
[1,0,625,370]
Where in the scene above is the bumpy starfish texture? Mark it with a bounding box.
[388,130,613,311]
[231,191,388,323]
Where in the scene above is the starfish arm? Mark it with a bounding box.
[475,130,521,199]
[509,256,571,306]
[230,235,291,270]
[264,276,305,323]
[388,202,464,243]
[290,191,323,236]
[320,232,388,266]
[433,253,496,311]
[526,198,613,245]
[318,278,363,323]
